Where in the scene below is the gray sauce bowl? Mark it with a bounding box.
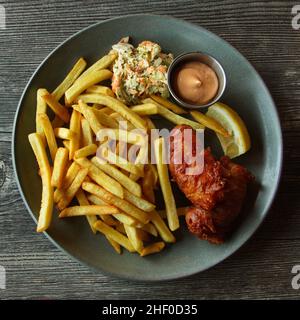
[167,52,226,109]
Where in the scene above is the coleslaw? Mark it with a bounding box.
[111,37,173,104]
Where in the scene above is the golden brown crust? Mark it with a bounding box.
[169,125,254,244]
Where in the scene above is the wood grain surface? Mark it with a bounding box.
[0,0,300,299]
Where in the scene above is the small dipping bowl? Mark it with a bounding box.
[167,52,226,109]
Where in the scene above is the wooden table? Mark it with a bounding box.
[0,0,299,299]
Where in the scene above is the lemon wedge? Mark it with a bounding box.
[206,102,251,158]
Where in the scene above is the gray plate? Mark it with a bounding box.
[12,14,283,281]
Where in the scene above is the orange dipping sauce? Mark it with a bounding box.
[173,61,219,105]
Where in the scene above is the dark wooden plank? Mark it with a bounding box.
[0,0,300,299]
[0,238,299,299]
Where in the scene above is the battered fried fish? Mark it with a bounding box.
[169,125,254,243]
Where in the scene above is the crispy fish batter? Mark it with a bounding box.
[169,125,254,243]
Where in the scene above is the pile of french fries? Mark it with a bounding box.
[29,49,227,256]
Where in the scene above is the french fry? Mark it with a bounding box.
[124,225,143,252]
[62,140,70,151]
[38,113,58,162]
[97,106,114,115]
[136,229,151,242]
[54,159,80,203]
[65,69,113,105]
[35,88,48,142]
[120,168,130,176]
[93,220,135,252]
[52,57,87,101]
[157,105,203,130]
[69,110,81,160]
[113,213,142,227]
[38,167,50,177]
[129,148,148,181]
[128,142,147,181]
[51,147,69,188]
[57,167,88,210]
[28,133,53,232]
[81,118,94,146]
[144,117,156,130]
[150,210,176,243]
[74,101,103,135]
[190,110,230,137]
[150,94,187,114]
[92,108,119,128]
[74,144,98,159]
[87,193,141,227]
[86,85,114,97]
[92,103,104,109]
[101,215,119,226]
[87,194,120,226]
[154,138,179,231]
[158,107,204,130]
[97,128,146,145]
[123,189,155,212]
[59,205,119,217]
[42,91,70,123]
[76,189,97,234]
[73,53,117,85]
[30,50,208,256]
[129,168,143,182]
[116,223,126,234]
[131,103,158,115]
[111,113,135,131]
[54,127,75,140]
[76,93,147,130]
[115,140,128,159]
[158,207,187,219]
[142,166,155,203]
[149,163,159,187]
[143,98,203,130]
[84,176,92,182]
[140,242,165,257]
[82,182,149,224]
[91,157,142,197]
[86,194,107,205]
[105,236,121,254]
[99,144,143,176]
[51,115,65,129]
[141,223,158,237]
[75,157,124,198]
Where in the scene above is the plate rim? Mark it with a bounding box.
[12,13,283,281]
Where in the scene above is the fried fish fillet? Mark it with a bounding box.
[169,125,254,243]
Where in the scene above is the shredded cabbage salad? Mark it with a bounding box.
[111,37,173,105]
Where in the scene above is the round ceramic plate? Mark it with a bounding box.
[12,14,282,281]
